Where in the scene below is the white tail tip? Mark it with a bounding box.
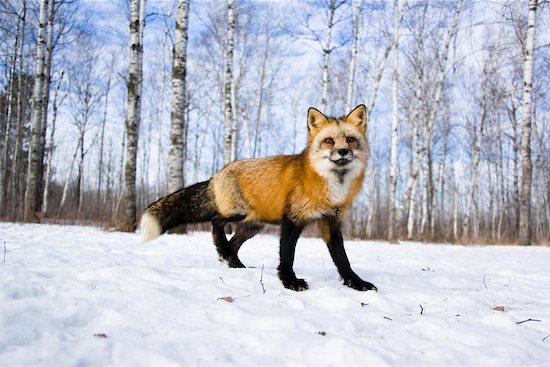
[140,212,162,242]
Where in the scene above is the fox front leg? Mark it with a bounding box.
[278,216,308,291]
[318,218,378,292]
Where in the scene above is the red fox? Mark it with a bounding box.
[140,104,377,292]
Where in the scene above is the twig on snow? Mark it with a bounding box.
[419,304,424,315]
[384,316,393,321]
[483,274,488,289]
[3,241,6,263]
[259,264,266,293]
[543,334,550,342]
[516,318,541,325]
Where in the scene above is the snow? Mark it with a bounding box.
[1,222,549,367]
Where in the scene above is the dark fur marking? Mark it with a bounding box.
[212,215,250,268]
[320,217,377,291]
[147,180,218,233]
[278,216,308,291]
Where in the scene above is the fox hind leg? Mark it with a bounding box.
[228,222,263,262]
[212,214,249,268]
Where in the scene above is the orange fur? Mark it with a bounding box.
[210,104,368,224]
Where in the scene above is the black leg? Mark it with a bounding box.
[278,216,307,291]
[212,214,245,267]
[318,218,377,292]
[224,222,263,268]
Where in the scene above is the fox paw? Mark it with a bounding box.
[344,278,378,292]
[281,277,309,291]
[226,256,246,268]
[218,254,246,268]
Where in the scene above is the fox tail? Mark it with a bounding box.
[140,180,218,241]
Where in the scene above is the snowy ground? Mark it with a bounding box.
[1,222,549,367]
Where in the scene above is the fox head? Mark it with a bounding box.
[306,104,368,202]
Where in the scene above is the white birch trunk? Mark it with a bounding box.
[320,0,336,113]
[122,0,145,231]
[518,0,538,245]
[39,0,55,157]
[24,0,49,221]
[388,0,399,242]
[223,0,235,165]
[169,0,190,193]
[344,0,360,113]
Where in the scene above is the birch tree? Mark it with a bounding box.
[518,0,538,245]
[122,0,145,231]
[223,0,235,166]
[169,0,190,192]
[24,0,49,222]
[344,0,360,113]
[9,2,28,212]
[388,0,400,242]
[0,2,25,213]
[320,0,337,112]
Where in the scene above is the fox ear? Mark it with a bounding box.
[307,107,329,134]
[346,104,367,134]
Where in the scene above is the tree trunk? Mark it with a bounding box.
[121,0,145,231]
[24,0,50,222]
[344,0,360,113]
[10,3,27,211]
[98,58,114,209]
[169,0,190,194]
[223,0,235,166]
[39,0,56,166]
[42,71,64,216]
[320,0,336,112]
[518,0,538,245]
[388,0,399,242]
[0,4,23,213]
[167,0,190,235]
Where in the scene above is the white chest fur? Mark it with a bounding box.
[313,158,363,206]
[326,171,354,205]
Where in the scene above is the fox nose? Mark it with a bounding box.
[338,149,349,156]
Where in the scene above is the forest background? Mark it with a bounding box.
[0,0,548,244]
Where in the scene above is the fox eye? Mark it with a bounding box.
[346,137,356,143]
[324,138,334,145]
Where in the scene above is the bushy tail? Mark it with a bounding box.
[140,180,218,241]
